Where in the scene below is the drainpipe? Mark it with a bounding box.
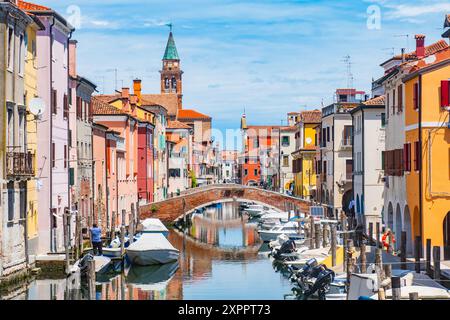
[418,75,423,246]
[67,28,73,248]
[1,10,8,276]
[49,16,55,253]
[104,130,109,233]
[361,108,366,229]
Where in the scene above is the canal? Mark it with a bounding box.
[4,202,296,300]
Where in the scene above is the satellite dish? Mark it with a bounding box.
[29,97,46,116]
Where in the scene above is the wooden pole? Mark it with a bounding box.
[369,223,373,246]
[322,223,328,248]
[376,222,380,248]
[346,239,354,289]
[384,264,392,289]
[87,258,96,300]
[400,231,407,270]
[63,209,71,275]
[375,248,384,283]
[426,239,432,277]
[378,287,386,301]
[415,236,421,273]
[360,242,367,273]
[315,223,321,249]
[433,246,441,282]
[310,215,315,250]
[391,276,401,300]
[342,216,348,272]
[331,224,337,267]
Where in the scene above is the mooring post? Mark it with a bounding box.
[400,231,407,270]
[409,292,419,300]
[369,223,373,246]
[376,222,380,248]
[87,258,96,300]
[310,215,315,250]
[415,236,421,273]
[378,287,386,300]
[426,239,432,277]
[391,276,401,300]
[315,223,321,249]
[63,208,71,275]
[346,239,354,289]
[384,264,392,289]
[360,241,367,273]
[433,246,441,282]
[322,223,328,248]
[331,224,337,267]
[342,216,348,272]
[375,248,384,282]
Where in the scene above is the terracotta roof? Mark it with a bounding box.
[177,109,211,120]
[395,40,448,60]
[92,97,125,115]
[280,126,297,132]
[363,95,385,106]
[299,110,322,123]
[167,120,191,130]
[288,112,300,115]
[94,94,120,104]
[141,94,178,115]
[18,0,50,11]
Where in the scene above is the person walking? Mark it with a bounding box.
[90,224,103,256]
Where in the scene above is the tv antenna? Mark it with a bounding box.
[394,34,410,51]
[342,55,354,89]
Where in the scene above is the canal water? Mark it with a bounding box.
[4,202,296,300]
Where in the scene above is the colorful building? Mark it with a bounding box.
[292,110,321,200]
[0,0,34,278]
[402,34,450,257]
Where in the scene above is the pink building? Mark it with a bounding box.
[92,123,108,235]
[21,1,74,254]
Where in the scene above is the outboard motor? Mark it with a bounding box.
[273,239,297,260]
[78,253,94,278]
[303,266,336,300]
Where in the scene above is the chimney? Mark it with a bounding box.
[69,40,78,78]
[415,34,426,59]
[133,79,142,101]
[121,87,130,99]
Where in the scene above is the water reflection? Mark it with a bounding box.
[6,202,295,300]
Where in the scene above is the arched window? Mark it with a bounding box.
[172,77,177,92]
[164,77,169,89]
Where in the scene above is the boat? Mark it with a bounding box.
[75,254,112,275]
[244,204,265,218]
[258,222,303,242]
[140,218,169,237]
[102,247,122,258]
[369,285,450,300]
[126,233,180,266]
[126,261,179,292]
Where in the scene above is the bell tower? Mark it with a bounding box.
[160,29,183,109]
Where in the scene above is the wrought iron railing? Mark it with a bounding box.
[6,151,35,178]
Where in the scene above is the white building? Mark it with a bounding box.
[280,126,296,194]
[350,97,386,231]
[219,150,238,183]
[320,89,365,220]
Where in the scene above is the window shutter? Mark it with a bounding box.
[52,142,55,168]
[413,83,419,110]
[63,94,68,118]
[441,80,450,108]
[393,89,396,115]
[414,141,420,171]
[52,89,57,114]
[398,85,403,112]
[403,144,408,172]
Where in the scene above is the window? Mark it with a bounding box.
[414,141,420,171]
[283,155,289,167]
[327,127,330,142]
[381,113,386,128]
[7,107,14,148]
[52,143,56,168]
[64,145,67,168]
[254,169,258,176]
[18,110,25,152]
[403,143,411,172]
[282,136,290,147]
[413,83,419,110]
[387,93,390,117]
[52,89,57,114]
[343,126,353,145]
[19,34,24,75]
[346,160,353,180]
[169,169,181,178]
[392,89,396,115]
[63,94,68,119]
[8,182,15,221]
[7,26,14,70]
[323,160,327,176]
[244,169,248,176]
[398,85,403,112]
[19,182,26,219]
[441,80,450,108]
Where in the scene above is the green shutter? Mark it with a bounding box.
[69,168,75,186]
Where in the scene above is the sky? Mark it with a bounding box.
[37,0,450,148]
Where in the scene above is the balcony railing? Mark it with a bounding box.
[340,137,353,149]
[6,151,35,179]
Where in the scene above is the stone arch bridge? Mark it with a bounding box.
[140,184,312,222]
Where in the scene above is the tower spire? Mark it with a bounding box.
[163,26,180,60]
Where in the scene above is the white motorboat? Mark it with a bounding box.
[126,233,180,266]
[258,222,303,242]
[102,247,122,258]
[244,204,265,218]
[140,218,169,237]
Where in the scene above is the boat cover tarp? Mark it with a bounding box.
[141,218,169,233]
[127,233,178,252]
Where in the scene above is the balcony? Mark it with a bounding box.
[6,151,35,179]
[340,137,353,150]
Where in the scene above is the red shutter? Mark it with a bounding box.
[76,97,82,119]
[404,143,411,172]
[52,89,57,114]
[393,89,396,114]
[63,94,68,118]
[64,145,67,168]
[398,85,403,112]
[441,80,450,108]
[413,83,419,110]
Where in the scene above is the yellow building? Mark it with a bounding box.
[24,15,44,254]
[292,110,321,200]
[403,38,450,253]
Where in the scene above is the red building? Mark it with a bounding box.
[137,122,155,205]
